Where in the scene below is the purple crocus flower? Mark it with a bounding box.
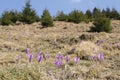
[37,55,42,62]
[56,54,63,60]
[54,60,63,67]
[74,57,80,63]
[98,53,104,61]
[38,52,42,55]
[28,54,34,62]
[91,55,96,60]
[25,48,30,54]
[65,56,70,62]
[116,43,119,49]
[17,56,21,61]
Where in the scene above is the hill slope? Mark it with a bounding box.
[0,20,120,80]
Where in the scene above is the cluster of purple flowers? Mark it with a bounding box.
[54,54,64,67]
[17,48,44,63]
[91,53,104,62]
[54,53,80,67]
[17,48,105,67]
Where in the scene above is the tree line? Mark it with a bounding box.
[0,1,120,32]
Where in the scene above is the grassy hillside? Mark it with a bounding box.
[0,20,120,80]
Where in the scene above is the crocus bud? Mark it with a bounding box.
[74,57,80,63]
[116,43,119,49]
[91,55,96,60]
[38,52,42,55]
[54,60,63,67]
[56,54,63,60]
[28,54,34,63]
[65,56,70,62]
[37,55,42,62]
[98,53,104,61]
[17,56,21,61]
[25,48,30,54]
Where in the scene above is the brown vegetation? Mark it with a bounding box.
[0,20,120,80]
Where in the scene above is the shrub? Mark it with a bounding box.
[0,10,21,26]
[92,7,101,18]
[85,9,92,21]
[1,11,13,25]
[0,18,1,25]
[41,9,54,27]
[9,11,21,23]
[0,10,20,25]
[68,10,88,23]
[105,8,111,18]
[110,8,119,19]
[90,16,112,33]
[54,11,68,21]
[21,0,39,24]
[118,16,120,20]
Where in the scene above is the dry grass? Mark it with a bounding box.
[0,20,120,80]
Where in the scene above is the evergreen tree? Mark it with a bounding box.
[21,0,39,24]
[92,7,101,18]
[90,14,112,33]
[55,11,68,21]
[9,10,21,23]
[105,8,111,18]
[102,9,106,17]
[68,10,88,23]
[110,8,119,19]
[85,9,92,20]
[0,18,1,25]
[0,10,21,25]
[1,11,13,25]
[118,15,120,20]
[41,9,54,27]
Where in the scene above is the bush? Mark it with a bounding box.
[54,11,68,21]
[9,11,21,23]
[68,10,88,23]
[41,9,54,27]
[21,0,39,24]
[110,8,119,19]
[1,11,13,25]
[90,16,112,33]
[92,7,101,18]
[0,11,21,26]
[85,9,92,21]
[0,18,1,25]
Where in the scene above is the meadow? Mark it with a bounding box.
[0,20,120,80]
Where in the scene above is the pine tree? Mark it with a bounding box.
[41,9,53,27]
[90,14,112,33]
[55,11,68,21]
[85,9,92,21]
[0,10,21,25]
[92,7,101,18]
[1,11,12,25]
[0,18,1,25]
[68,10,88,23]
[21,0,39,24]
[110,8,119,19]
[102,9,106,17]
[105,8,111,18]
